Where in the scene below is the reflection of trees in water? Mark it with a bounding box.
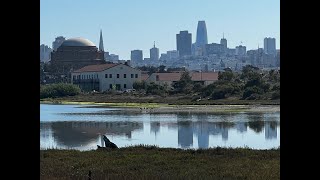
[265,121,278,140]
[150,121,160,138]
[50,121,143,147]
[247,114,265,133]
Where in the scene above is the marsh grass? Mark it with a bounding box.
[40,145,280,180]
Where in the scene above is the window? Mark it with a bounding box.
[109,74,112,78]
[117,74,120,78]
[131,74,134,78]
[124,74,126,78]
[124,84,126,88]
[156,75,159,81]
[135,74,138,78]
[109,84,112,89]
[105,74,108,78]
[73,75,76,80]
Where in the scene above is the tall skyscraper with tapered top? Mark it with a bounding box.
[99,29,104,52]
[196,20,208,47]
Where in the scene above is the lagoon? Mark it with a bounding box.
[40,104,280,150]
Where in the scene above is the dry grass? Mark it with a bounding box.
[40,145,280,180]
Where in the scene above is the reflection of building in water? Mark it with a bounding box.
[221,128,228,141]
[105,121,143,139]
[265,121,277,140]
[50,121,143,147]
[194,121,209,149]
[235,122,247,133]
[178,121,193,148]
[40,123,53,139]
[150,122,160,139]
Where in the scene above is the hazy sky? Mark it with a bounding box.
[40,0,280,60]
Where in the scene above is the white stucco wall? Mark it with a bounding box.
[98,64,141,91]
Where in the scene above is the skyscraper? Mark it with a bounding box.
[196,21,208,46]
[40,44,52,62]
[264,37,276,56]
[150,41,159,61]
[99,29,104,52]
[131,50,143,62]
[52,36,66,51]
[220,33,227,53]
[176,31,192,57]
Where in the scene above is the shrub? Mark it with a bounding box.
[40,83,81,99]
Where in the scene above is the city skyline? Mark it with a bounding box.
[40,0,280,60]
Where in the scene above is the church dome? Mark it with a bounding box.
[60,37,96,47]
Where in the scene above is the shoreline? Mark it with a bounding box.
[40,100,280,114]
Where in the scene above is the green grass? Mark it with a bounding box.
[40,146,280,180]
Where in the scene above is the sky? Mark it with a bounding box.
[40,0,280,60]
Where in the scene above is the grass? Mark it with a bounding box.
[40,93,280,106]
[40,145,280,180]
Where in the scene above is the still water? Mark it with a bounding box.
[40,104,280,150]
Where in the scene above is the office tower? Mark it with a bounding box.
[131,50,143,62]
[99,29,104,52]
[220,33,227,53]
[196,21,208,46]
[205,43,224,56]
[235,45,247,56]
[176,31,192,57]
[40,44,52,62]
[264,37,276,56]
[150,41,159,61]
[52,36,66,51]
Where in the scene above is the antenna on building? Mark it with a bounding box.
[154,41,155,48]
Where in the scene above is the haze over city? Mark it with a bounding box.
[40,0,280,60]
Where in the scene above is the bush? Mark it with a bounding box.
[242,86,263,99]
[271,90,280,100]
[40,83,81,99]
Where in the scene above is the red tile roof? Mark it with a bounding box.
[191,72,219,81]
[149,72,219,82]
[73,63,119,73]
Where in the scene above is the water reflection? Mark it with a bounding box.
[40,104,280,150]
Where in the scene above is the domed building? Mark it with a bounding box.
[50,37,105,75]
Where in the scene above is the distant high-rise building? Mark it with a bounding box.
[235,45,246,56]
[109,54,119,61]
[205,43,224,56]
[131,50,143,62]
[150,41,159,61]
[167,50,179,60]
[196,21,208,46]
[52,36,66,51]
[220,33,227,53]
[99,29,104,52]
[159,53,168,61]
[176,31,192,57]
[264,37,276,56]
[40,44,52,62]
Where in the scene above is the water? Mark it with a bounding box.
[40,104,280,150]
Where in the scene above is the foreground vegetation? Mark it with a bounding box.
[40,146,279,180]
[40,83,81,99]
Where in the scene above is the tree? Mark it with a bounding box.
[172,71,193,94]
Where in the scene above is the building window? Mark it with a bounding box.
[124,84,126,88]
[109,74,112,78]
[105,74,108,78]
[73,75,76,80]
[117,74,120,78]
[135,74,138,78]
[109,84,112,89]
[124,74,126,78]
[131,74,134,78]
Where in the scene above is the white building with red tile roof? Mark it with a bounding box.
[71,63,141,92]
